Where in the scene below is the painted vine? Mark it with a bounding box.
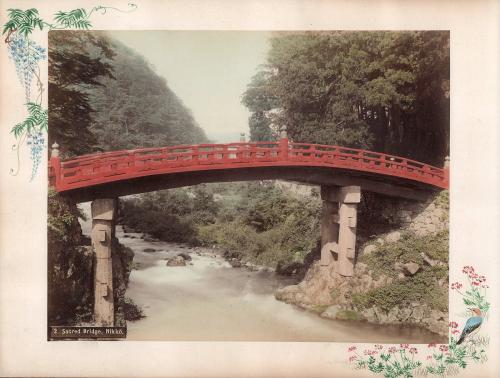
[2,3,137,179]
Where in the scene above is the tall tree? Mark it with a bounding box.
[48,31,115,157]
[242,70,278,141]
[243,31,449,165]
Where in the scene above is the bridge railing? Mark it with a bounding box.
[49,139,449,191]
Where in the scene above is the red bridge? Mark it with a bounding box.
[48,138,449,325]
[49,138,448,202]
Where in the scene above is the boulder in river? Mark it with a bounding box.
[177,252,192,261]
[229,258,242,268]
[166,256,186,267]
[143,248,157,253]
[276,261,303,276]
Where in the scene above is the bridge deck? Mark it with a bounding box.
[49,139,448,200]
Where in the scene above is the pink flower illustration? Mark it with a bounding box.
[448,321,458,328]
[427,343,436,348]
[388,347,397,353]
[400,344,409,349]
[349,355,357,362]
[348,346,357,352]
[409,347,418,354]
[451,282,463,290]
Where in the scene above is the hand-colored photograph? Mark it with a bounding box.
[45,30,454,345]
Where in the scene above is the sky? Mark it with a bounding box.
[109,31,271,142]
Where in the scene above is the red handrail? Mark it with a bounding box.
[48,139,449,192]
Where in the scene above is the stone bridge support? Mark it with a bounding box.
[91,198,117,326]
[320,186,361,276]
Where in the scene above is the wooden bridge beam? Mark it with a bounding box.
[320,185,360,276]
[91,198,117,326]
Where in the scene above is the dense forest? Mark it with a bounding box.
[242,31,449,166]
[121,183,322,267]
[48,31,207,157]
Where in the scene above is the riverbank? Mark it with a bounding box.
[116,225,445,342]
[275,191,449,338]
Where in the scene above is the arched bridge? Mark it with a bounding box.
[48,138,448,327]
[49,138,448,202]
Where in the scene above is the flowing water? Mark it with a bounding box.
[79,204,446,342]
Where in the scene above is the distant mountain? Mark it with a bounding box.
[88,32,208,151]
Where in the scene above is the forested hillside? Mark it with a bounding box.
[47,31,207,326]
[242,31,449,166]
[48,31,207,157]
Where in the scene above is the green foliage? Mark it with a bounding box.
[88,36,208,150]
[49,30,207,157]
[434,190,449,211]
[53,9,91,29]
[48,31,115,157]
[123,297,145,321]
[47,188,84,243]
[197,183,321,267]
[11,102,48,138]
[3,8,44,37]
[122,182,321,267]
[336,309,361,321]
[242,70,279,141]
[355,220,450,314]
[243,31,449,165]
[121,186,219,244]
[352,272,448,313]
[310,304,329,314]
[360,230,449,279]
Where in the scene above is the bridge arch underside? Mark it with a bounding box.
[62,165,439,203]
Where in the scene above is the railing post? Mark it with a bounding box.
[50,142,61,190]
[192,145,199,164]
[280,126,288,161]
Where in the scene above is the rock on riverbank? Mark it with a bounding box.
[275,191,449,337]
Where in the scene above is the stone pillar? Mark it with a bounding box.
[320,186,361,276]
[320,199,339,266]
[91,198,117,326]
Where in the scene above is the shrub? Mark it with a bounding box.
[352,274,448,313]
[360,230,449,279]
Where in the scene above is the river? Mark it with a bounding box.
[79,203,445,343]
